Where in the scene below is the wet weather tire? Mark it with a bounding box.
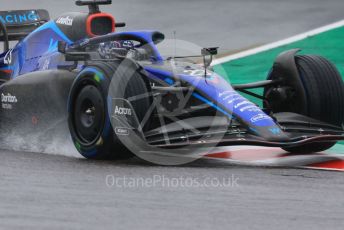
[265,55,344,153]
[68,60,152,160]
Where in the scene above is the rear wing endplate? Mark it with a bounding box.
[0,9,50,41]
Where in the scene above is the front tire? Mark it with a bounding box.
[265,55,344,153]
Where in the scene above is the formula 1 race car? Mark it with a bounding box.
[0,0,343,161]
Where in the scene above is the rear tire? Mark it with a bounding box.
[68,60,152,160]
[265,55,344,153]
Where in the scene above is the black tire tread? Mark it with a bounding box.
[70,60,152,160]
[281,55,344,153]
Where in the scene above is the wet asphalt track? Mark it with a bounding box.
[1,0,344,229]
[1,150,344,230]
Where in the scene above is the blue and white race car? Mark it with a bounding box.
[0,0,343,160]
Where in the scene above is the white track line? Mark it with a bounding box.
[212,19,344,66]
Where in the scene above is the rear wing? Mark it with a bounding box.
[0,9,50,41]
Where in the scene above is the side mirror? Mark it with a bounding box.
[202,47,218,56]
[201,47,218,68]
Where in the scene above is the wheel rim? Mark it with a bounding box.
[73,85,105,144]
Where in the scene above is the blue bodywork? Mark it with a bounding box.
[0,16,286,141]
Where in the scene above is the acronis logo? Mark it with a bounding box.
[0,11,39,25]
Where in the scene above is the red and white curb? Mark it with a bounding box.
[202,146,344,171]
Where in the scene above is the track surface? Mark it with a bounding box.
[1,150,344,230]
[1,0,344,229]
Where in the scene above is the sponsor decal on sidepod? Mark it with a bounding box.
[1,93,18,110]
[114,106,132,116]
